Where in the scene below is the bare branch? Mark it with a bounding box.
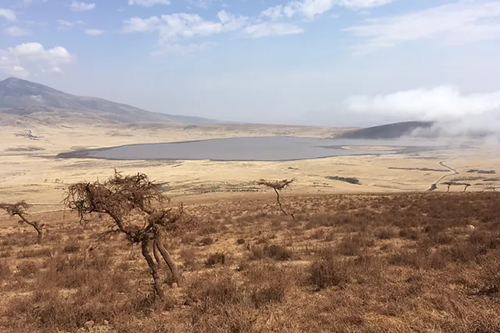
[257,179,295,219]
[64,171,187,298]
[0,201,43,244]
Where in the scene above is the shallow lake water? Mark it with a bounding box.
[60,136,447,161]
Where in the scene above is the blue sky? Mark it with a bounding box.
[1,0,500,126]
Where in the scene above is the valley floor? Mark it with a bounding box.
[1,122,499,211]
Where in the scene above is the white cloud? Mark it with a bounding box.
[85,28,104,35]
[128,0,170,6]
[0,43,74,77]
[261,5,296,20]
[123,0,396,55]
[10,66,29,77]
[57,19,85,30]
[345,1,500,54]
[123,17,160,33]
[299,0,337,19]
[70,1,95,12]
[339,0,397,9]
[260,4,299,20]
[123,10,250,52]
[5,26,32,36]
[0,8,17,22]
[260,0,396,20]
[345,86,500,120]
[124,9,305,53]
[245,22,303,38]
[217,10,248,32]
[158,13,223,41]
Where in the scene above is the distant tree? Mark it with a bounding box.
[64,171,188,298]
[257,179,295,219]
[442,181,472,193]
[0,201,44,244]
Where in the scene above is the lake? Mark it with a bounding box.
[57,136,446,161]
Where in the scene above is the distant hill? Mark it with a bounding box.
[337,121,435,139]
[0,77,218,124]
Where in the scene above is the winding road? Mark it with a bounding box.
[428,161,459,191]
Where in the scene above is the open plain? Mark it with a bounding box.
[1,122,499,209]
[1,122,500,333]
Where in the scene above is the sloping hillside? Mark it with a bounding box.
[0,77,217,124]
[338,121,434,139]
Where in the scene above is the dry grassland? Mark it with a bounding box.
[1,191,500,333]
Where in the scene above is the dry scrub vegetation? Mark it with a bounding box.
[1,187,500,332]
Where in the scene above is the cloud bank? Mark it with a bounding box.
[346,86,500,120]
[345,86,500,139]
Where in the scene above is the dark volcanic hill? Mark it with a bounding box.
[0,77,217,124]
[338,121,435,139]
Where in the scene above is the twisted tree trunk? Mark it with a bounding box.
[18,213,43,244]
[153,242,163,268]
[141,239,164,298]
[154,238,181,285]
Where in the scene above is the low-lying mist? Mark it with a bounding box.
[409,113,500,144]
[345,86,500,144]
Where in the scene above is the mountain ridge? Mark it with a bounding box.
[0,77,218,124]
[337,121,435,139]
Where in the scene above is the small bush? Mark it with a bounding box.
[399,228,420,240]
[376,227,397,240]
[478,254,500,296]
[236,238,245,245]
[180,248,197,270]
[308,257,348,290]
[200,237,214,246]
[326,176,360,185]
[188,271,242,305]
[250,244,293,261]
[269,244,292,260]
[468,169,495,174]
[63,244,80,253]
[388,249,426,269]
[200,226,217,235]
[205,252,226,267]
[337,234,374,256]
[17,261,39,277]
[251,284,285,308]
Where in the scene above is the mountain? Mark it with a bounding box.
[0,77,217,124]
[337,121,435,139]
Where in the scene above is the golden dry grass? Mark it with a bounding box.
[1,192,500,333]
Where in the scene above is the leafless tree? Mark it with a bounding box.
[257,179,295,219]
[64,171,189,298]
[442,181,472,193]
[0,201,44,244]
